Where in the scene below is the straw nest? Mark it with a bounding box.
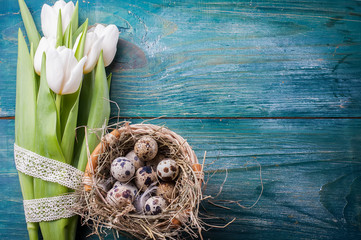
[73,123,204,240]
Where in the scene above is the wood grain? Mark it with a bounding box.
[1,0,361,239]
[1,0,361,117]
[1,118,361,239]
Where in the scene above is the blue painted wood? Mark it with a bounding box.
[1,118,361,239]
[2,0,361,239]
[1,0,361,117]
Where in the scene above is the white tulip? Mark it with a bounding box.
[41,0,75,39]
[34,37,56,75]
[73,32,103,74]
[73,24,119,73]
[90,24,119,67]
[46,47,87,95]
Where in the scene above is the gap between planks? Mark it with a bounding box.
[1,116,361,120]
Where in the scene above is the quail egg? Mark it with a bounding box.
[110,157,135,182]
[106,183,137,207]
[157,159,179,181]
[134,136,158,161]
[156,182,177,202]
[144,196,167,215]
[134,166,157,191]
[113,181,139,197]
[125,150,144,170]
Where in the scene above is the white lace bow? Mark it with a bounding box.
[14,144,84,222]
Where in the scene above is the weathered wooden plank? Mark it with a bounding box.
[1,0,361,117]
[1,118,360,239]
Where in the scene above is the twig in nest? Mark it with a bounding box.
[214,168,227,198]
[207,200,231,210]
[105,98,120,123]
[141,115,166,124]
[206,159,264,210]
[232,160,263,209]
[202,217,236,229]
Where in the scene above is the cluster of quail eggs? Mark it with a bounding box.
[104,136,179,215]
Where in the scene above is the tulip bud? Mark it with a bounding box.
[46,47,87,95]
[41,0,75,39]
[73,24,119,73]
[90,24,119,67]
[34,37,56,75]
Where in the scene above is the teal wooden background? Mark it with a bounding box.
[1,0,361,239]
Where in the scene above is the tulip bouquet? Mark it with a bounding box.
[15,0,119,239]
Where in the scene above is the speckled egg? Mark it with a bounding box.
[144,196,167,215]
[113,181,139,197]
[110,157,135,182]
[156,182,176,202]
[157,159,179,181]
[125,150,144,170]
[106,183,136,207]
[134,136,158,161]
[134,166,157,191]
[146,154,165,170]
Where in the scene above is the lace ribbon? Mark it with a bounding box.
[23,194,78,222]
[14,144,84,222]
[14,143,83,190]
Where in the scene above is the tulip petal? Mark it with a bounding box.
[100,25,119,66]
[72,34,81,52]
[61,1,75,33]
[83,32,97,56]
[41,4,57,38]
[93,24,105,36]
[34,37,48,75]
[83,35,102,74]
[57,47,78,83]
[48,37,57,49]
[46,48,65,94]
[53,0,66,12]
[34,37,56,75]
[62,56,87,94]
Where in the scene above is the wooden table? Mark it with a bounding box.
[1,0,361,239]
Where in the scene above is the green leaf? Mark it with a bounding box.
[15,28,39,240]
[56,10,63,47]
[63,1,78,48]
[35,52,65,182]
[74,19,88,61]
[71,1,79,35]
[60,88,81,165]
[72,20,88,44]
[107,73,112,90]
[29,43,40,96]
[15,29,37,149]
[63,24,73,49]
[74,51,110,171]
[34,53,77,240]
[73,72,94,165]
[18,0,40,50]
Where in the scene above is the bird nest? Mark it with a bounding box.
[73,123,204,239]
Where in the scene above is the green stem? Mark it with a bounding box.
[27,222,39,240]
[18,172,39,240]
[56,94,62,115]
[56,94,62,141]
